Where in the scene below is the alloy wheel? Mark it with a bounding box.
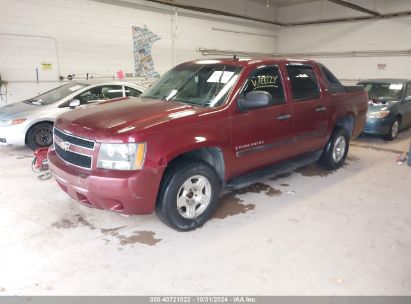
[391,120,399,139]
[332,135,347,163]
[176,175,212,219]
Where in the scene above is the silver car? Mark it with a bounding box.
[0,80,146,150]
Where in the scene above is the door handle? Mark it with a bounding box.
[314,106,326,112]
[277,114,292,121]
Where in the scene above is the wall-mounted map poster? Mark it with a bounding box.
[132,26,161,77]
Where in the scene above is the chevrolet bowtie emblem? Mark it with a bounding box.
[56,138,71,151]
[61,141,71,151]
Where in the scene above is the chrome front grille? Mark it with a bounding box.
[54,128,95,149]
[53,128,95,170]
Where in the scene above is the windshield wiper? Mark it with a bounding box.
[23,99,42,105]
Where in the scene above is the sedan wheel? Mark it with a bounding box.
[34,127,53,147]
[390,119,399,139]
[384,118,400,141]
[27,123,54,150]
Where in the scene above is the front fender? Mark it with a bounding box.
[144,121,232,171]
[23,108,69,134]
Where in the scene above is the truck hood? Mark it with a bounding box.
[0,101,45,120]
[55,97,207,141]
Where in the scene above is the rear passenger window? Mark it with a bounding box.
[125,86,142,97]
[318,63,346,94]
[76,85,123,104]
[320,65,340,85]
[286,65,320,101]
[243,66,285,105]
[101,85,123,99]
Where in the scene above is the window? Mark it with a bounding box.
[29,82,87,105]
[318,64,340,85]
[141,63,242,107]
[405,83,411,99]
[243,66,285,105]
[318,63,346,94]
[286,65,320,101]
[363,83,404,102]
[75,85,123,104]
[125,86,142,97]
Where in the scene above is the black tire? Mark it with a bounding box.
[155,159,221,231]
[27,122,54,150]
[319,128,350,170]
[383,117,400,141]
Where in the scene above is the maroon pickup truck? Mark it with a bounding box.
[49,58,368,231]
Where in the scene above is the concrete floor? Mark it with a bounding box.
[0,129,410,295]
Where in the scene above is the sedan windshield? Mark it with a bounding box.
[363,83,404,102]
[25,82,88,105]
[141,62,242,107]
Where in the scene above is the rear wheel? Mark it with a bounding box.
[27,123,53,150]
[319,128,350,170]
[384,118,400,141]
[156,159,221,231]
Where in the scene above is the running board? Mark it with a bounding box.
[225,150,323,190]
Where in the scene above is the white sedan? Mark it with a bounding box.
[0,80,146,150]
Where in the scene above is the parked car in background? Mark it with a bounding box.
[0,80,146,150]
[358,79,411,140]
[49,58,368,231]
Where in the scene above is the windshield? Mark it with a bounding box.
[141,62,242,107]
[25,82,88,105]
[363,83,404,102]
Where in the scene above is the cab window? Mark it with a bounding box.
[243,66,285,105]
[286,65,320,101]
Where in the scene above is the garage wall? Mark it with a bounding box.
[0,0,278,104]
[276,1,411,83]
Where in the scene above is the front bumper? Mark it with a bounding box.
[363,117,392,135]
[48,149,165,215]
[0,123,27,146]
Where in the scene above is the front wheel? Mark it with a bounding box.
[156,159,221,231]
[383,118,400,141]
[27,123,54,150]
[319,128,350,170]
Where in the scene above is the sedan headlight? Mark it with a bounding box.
[97,143,146,170]
[367,110,390,119]
[0,118,27,127]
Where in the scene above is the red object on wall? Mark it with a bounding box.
[117,70,125,79]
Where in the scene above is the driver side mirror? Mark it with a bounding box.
[238,91,274,111]
[68,99,80,109]
[404,96,411,102]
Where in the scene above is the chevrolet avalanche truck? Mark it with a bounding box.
[49,58,368,231]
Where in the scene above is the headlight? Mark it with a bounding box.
[0,118,27,127]
[367,110,390,119]
[97,143,146,170]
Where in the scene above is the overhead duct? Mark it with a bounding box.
[94,0,411,26]
[197,47,411,58]
[326,0,381,16]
